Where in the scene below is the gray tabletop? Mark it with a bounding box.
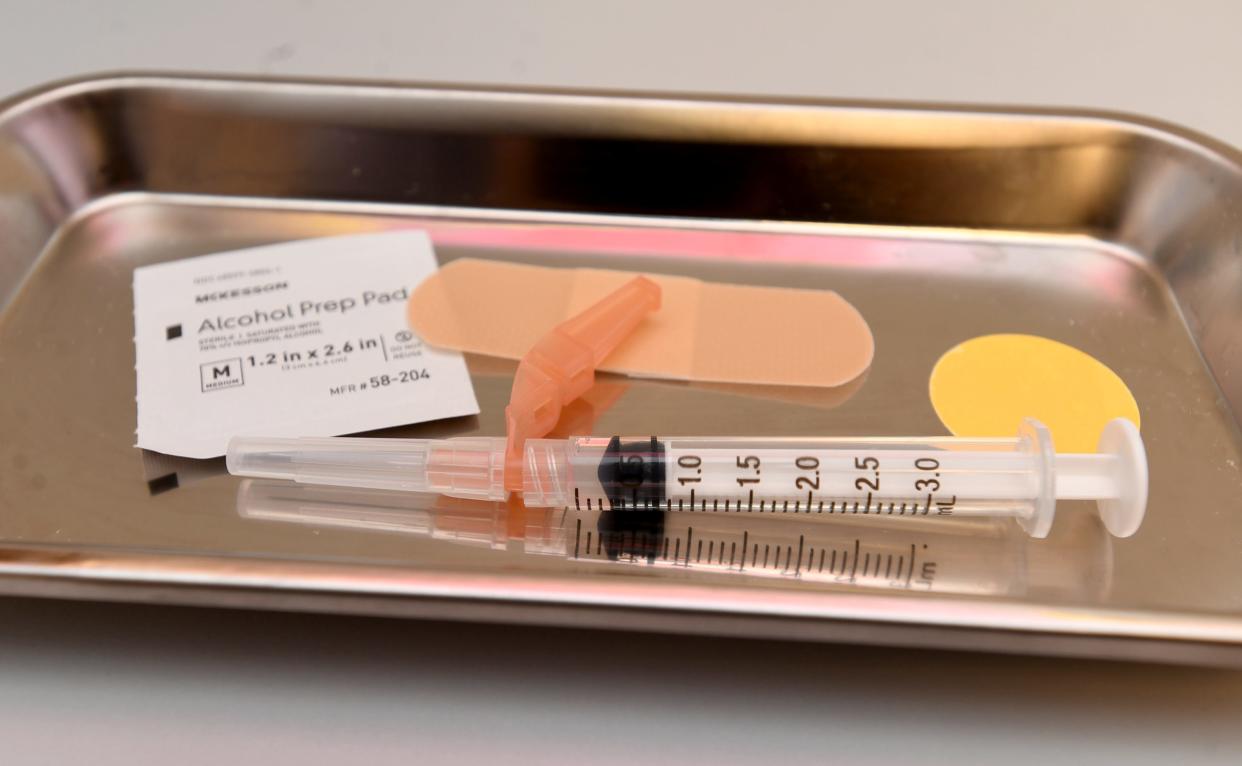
[2,1,1240,762]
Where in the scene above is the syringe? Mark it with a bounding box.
[227,416,1146,538]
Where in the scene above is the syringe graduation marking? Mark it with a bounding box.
[597,438,980,521]
[602,492,951,518]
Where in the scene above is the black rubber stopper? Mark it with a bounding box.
[597,436,665,510]
[595,436,667,562]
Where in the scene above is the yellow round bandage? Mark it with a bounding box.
[929,334,1140,452]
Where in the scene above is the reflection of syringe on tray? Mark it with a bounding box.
[237,480,1112,598]
[228,274,1149,540]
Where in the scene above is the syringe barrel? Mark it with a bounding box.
[521,429,1056,536]
[228,435,508,501]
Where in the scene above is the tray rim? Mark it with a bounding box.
[4,542,1242,667]
[4,69,1241,163]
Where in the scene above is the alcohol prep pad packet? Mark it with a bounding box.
[132,231,479,458]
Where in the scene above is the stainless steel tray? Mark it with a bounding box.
[3,74,1242,665]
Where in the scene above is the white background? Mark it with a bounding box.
[2,1,1241,763]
